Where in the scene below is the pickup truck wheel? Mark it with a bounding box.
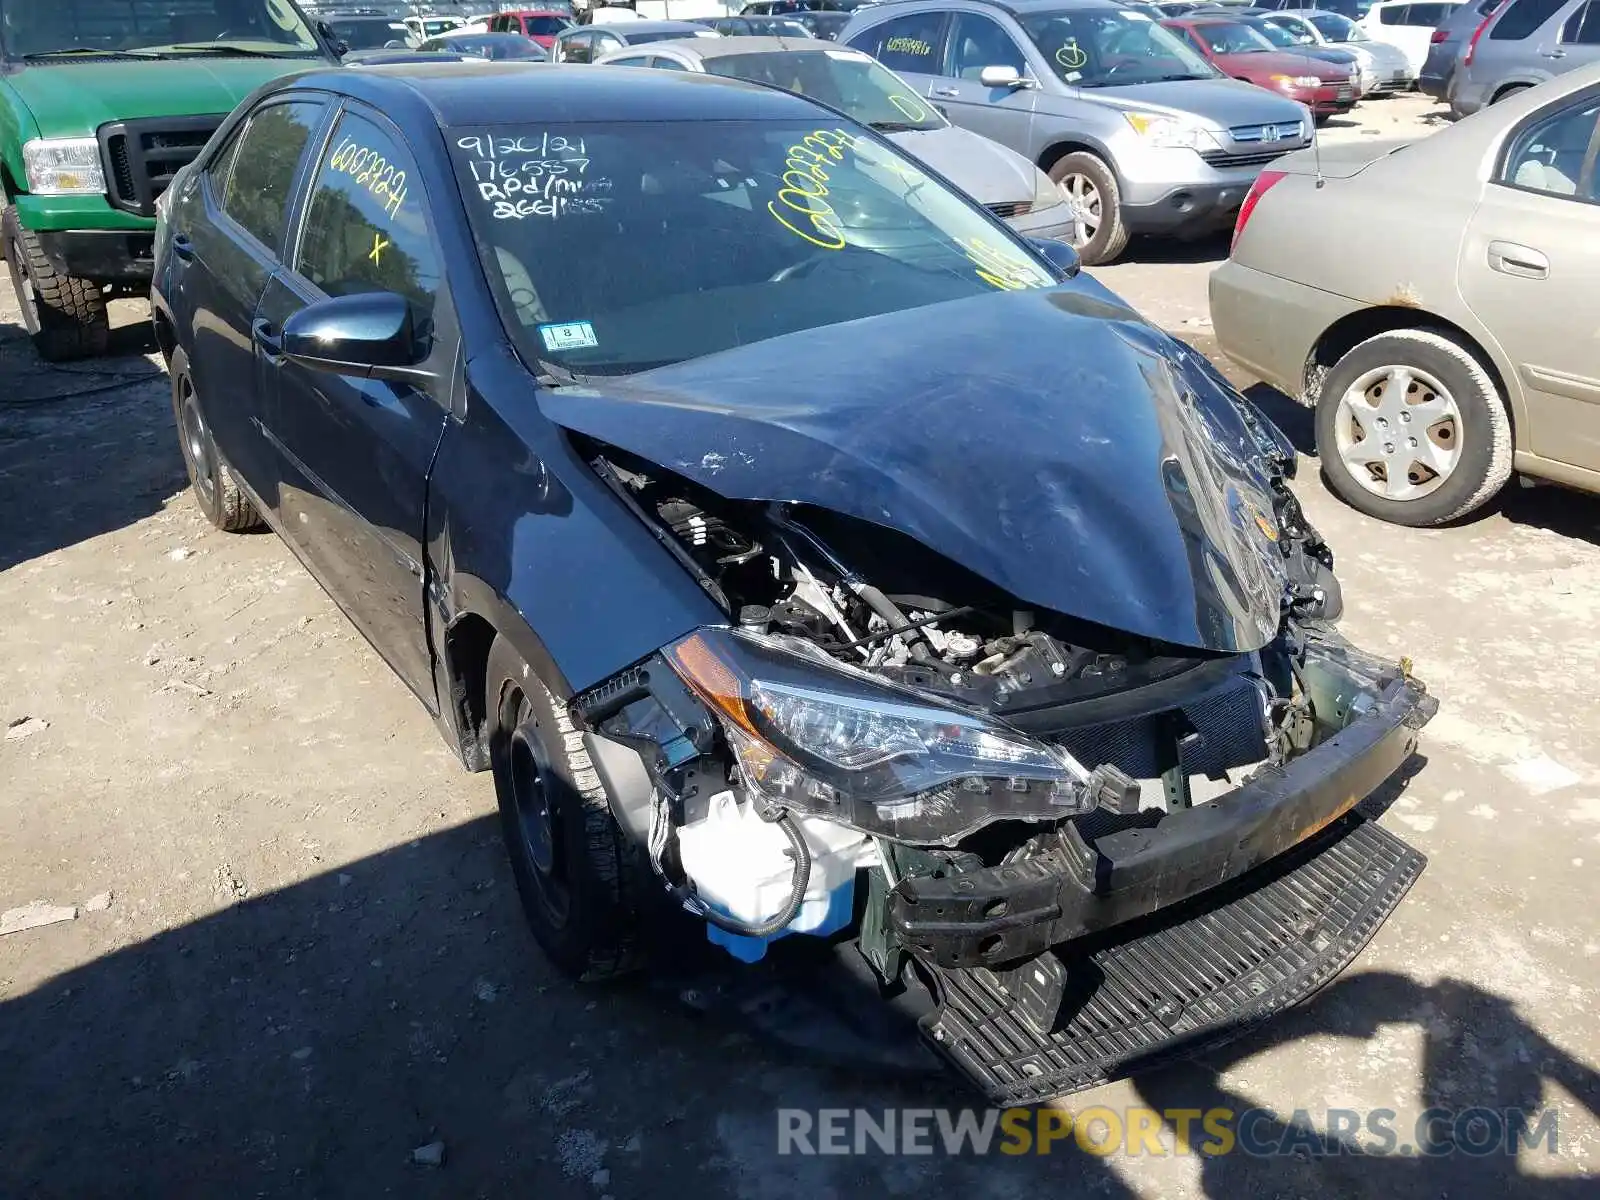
[2,205,110,362]
[1315,329,1512,526]
[487,637,645,982]
[172,362,262,532]
[1048,152,1129,266]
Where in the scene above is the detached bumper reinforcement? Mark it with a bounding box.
[919,817,1425,1105]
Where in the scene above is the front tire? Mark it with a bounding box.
[2,204,109,362]
[1314,329,1512,526]
[486,637,645,981]
[1048,151,1129,266]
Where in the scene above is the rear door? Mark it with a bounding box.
[184,98,327,501]
[1459,87,1600,467]
[1550,0,1600,70]
[254,104,455,706]
[844,8,951,102]
[931,11,1039,146]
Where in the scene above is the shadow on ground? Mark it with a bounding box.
[3,801,1593,1197]
[0,322,175,571]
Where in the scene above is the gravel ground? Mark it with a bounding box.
[2,90,1596,1199]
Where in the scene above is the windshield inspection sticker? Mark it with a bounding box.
[538,321,598,352]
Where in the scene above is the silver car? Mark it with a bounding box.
[836,0,1315,264]
[1258,9,1417,91]
[1448,0,1600,116]
[594,36,1079,242]
[1212,63,1600,526]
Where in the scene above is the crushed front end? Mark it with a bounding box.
[567,437,1436,1103]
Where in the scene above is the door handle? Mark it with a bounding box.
[1487,240,1549,279]
[171,233,194,261]
[931,85,960,97]
[251,318,284,361]
[1542,48,1566,58]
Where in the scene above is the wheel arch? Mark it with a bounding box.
[1038,138,1115,179]
[1304,305,1522,447]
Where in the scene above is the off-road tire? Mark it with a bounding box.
[1315,329,1513,527]
[486,636,645,981]
[171,351,263,532]
[1048,151,1130,267]
[2,204,109,362]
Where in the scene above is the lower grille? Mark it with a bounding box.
[99,116,225,218]
[985,200,1032,219]
[1200,147,1292,169]
[921,818,1426,1105]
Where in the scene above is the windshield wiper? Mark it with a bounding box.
[868,120,925,133]
[21,47,161,59]
[161,43,318,58]
[535,357,582,388]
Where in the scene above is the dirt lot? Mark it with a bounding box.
[2,91,1597,1199]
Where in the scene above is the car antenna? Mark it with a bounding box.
[1302,37,1325,188]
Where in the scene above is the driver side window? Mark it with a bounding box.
[946,13,1028,78]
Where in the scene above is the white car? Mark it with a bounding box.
[1357,0,1464,74]
[403,14,468,46]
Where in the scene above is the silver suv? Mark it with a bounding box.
[837,0,1314,263]
[1449,0,1600,115]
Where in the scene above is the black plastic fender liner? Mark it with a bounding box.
[919,817,1426,1106]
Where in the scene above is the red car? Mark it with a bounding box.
[1162,16,1357,120]
[486,9,576,49]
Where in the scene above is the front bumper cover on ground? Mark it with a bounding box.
[890,663,1435,969]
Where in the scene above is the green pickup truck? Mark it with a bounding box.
[0,1,340,360]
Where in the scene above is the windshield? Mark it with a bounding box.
[1247,18,1299,48]
[1310,12,1367,40]
[1020,9,1216,87]
[1190,20,1276,53]
[429,33,546,58]
[329,18,404,51]
[1,0,321,57]
[702,50,946,132]
[452,119,1056,376]
[527,15,570,34]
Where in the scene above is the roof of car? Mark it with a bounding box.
[565,19,716,34]
[301,59,826,123]
[864,0,1133,13]
[646,34,844,58]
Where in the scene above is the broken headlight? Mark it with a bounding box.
[663,627,1096,844]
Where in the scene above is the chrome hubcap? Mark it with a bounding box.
[1334,364,1462,501]
[1057,173,1101,246]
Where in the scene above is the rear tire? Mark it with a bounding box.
[1490,84,1530,105]
[171,356,263,532]
[2,204,109,362]
[1314,329,1512,527]
[1048,151,1129,266]
[487,636,645,981]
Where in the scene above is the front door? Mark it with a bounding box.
[932,11,1039,148]
[256,104,454,708]
[1458,87,1600,468]
[845,9,951,107]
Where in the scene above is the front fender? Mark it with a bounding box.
[0,81,40,199]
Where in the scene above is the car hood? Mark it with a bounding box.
[1211,50,1348,81]
[1066,76,1308,128]
[2,59,313,138]
[537,286,1290,654]
[1348,39,1410,70]
[886,125,1034,205]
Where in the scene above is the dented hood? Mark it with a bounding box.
[537,286,1289,653]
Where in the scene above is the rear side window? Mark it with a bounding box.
[1500,94,1600,199]
[1491,0,1566,37]
[296,111,442,314]
[1563,0,1600,41]
[1406,3,1455,22]
[1378,4,1409,23]
[222,101,323,254]
[850,11,948,73]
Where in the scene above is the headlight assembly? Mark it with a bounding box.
[1271,74,1325,89]
[22,138,105,196]
[1032,167,1063,211]
[1122,111,1223,153]
[663,627,1106,844]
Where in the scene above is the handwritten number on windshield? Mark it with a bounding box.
[766,128,858,251]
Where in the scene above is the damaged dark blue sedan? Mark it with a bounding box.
[151,61,1436,1103]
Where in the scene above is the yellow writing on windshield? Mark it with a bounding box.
[1056,40,1088,70]
[328,137,407,219]
[963,237,1053,291]
[766,128,859,251]
[887,93,931,122]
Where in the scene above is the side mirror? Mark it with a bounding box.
[979,64,1029,88]
[1028,237,1081,278]
[281,292,435,383]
